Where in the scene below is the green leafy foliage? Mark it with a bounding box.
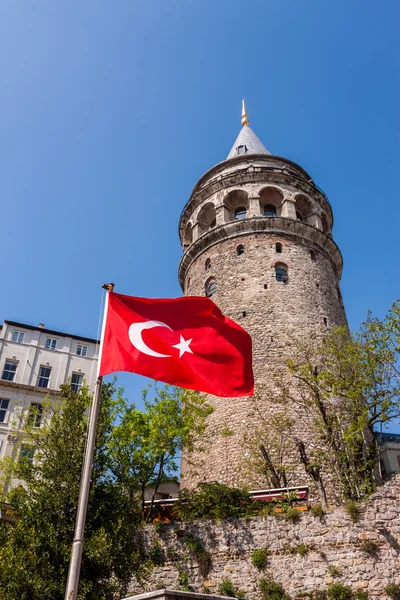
[327,566,342,578]
[251,547,270,569]
[259,578,291,600]
[0,382,212,599]
[283,543,311,556]
[218,578,247,599]
[353,590,369,600]
[178,571,190,591]
[327,583,353,600]
[344,502,360,523]
[173,481,257,521]
[310,505,325,517]
[385,584,400,600]
[179,531,211,576]
[359,539,379,557]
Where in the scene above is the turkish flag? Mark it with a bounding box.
[99,292,254,397]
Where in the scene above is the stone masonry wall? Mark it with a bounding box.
[127,476,400,600]
[180,229,347,494]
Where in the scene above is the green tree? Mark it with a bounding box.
[0,380,212,599]
[249,300,400,503]
[109,385,213,520]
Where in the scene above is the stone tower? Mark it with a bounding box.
[178,102,347,489]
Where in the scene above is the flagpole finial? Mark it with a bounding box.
[241,99,249,126]
[102,282,115,292]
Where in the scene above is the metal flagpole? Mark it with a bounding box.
[64,282,114,600]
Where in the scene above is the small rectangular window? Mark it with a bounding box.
[37,366,51,388]
[20,444,35,463]
[28,403,43,428]
[0,399,10,423]
[11,331,24,343]
[46,338,57,350]
[2,361,17,382]
[71,373,83,393]
[77,344,88,357]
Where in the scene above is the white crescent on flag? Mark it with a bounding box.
[128,321,172,358]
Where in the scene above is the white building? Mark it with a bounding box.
[0,319,99,463]
[378,432,400,478]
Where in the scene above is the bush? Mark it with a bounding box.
[252,548,270,569]
[178,571,190,591]
[327,566,342,578]
[353,590,369,600]
[183,533,211,576]
[344,501,360,523]
[360,539,379,557]
[173,482,255,521]
[218,578,246,598]
[310,505,325,517]
[283,543,311,556]
[260,578,291,600]
[327,583,353,600]
[284,508,302,523]
[385,583,400,600]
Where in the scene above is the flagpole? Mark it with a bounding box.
[64,282,114,600]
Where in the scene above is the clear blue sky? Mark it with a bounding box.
[1,1,399,407]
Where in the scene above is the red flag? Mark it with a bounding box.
[99,292,254,397]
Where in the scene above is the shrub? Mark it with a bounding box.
[353,590,369,600]
[178,571,190,591]
[260,578,291,600]
[173,482,256,521]
[327,566,342,578]
[344,501,360,523]
[218,579,237,598]
[283,543,311,556]
[183,534,211,576]
[252,548,270,569]
[385,583,400,600]
[327,583,353,600]
[360,539,379,557]
[148,540,165,566]
[284,507,302,523]
[310,505,325,517]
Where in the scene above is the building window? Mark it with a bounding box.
[237,245,245,256]
[275,264,288,283]
[237,145,247,155]
[37,366,51,388]
[275,243,282,253]
[77,344,88,357]
[264,204,277,217]
[296,211,304,221]
[20,445,35,463]
[205,280,217,298]
[0,399,10,423]
[2,360,17,382]
[71,373,83,393]
[205,258,211,271]
[28,403,43,428]
[46,338,57,350]
[242,311,247,317]
[11,331,24,343]
[323,317,328,326]
[235,207,246,220]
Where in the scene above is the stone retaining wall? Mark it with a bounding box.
[127,477,400,600]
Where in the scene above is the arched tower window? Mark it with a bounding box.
[205,258,211,270]
[295,195,312,223]
[260,187,283,217]
[237,245,245,256]
[197,202,217,236]
[275,263,288,283]
[235,207,247,220]
[321,212,330,234]
[275,243,282,253]
[310,250,316,261]
[223,189,249,222]
[264,204,277,216]
[205,279,217,298]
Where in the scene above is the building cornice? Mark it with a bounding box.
[178,216,343,290]
[4,321,99,344]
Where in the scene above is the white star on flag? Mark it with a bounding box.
[172,335,193,358]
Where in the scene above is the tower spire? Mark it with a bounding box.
[241,99,249,126]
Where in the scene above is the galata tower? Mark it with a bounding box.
[178,102,347,490]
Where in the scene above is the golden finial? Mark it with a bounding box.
[241,99,249,126]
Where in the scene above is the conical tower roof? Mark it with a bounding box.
[226,101,270,159]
